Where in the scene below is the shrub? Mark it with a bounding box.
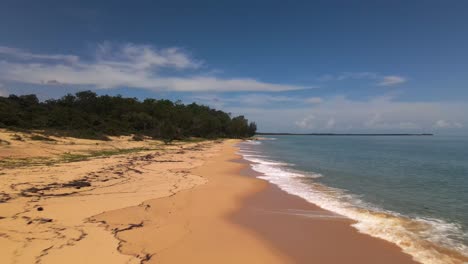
[131,134,145,141]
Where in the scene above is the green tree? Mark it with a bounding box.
[0,91,257,140]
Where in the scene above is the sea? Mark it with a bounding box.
[239,135,468,264]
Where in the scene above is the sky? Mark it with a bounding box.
[1,0,467,134]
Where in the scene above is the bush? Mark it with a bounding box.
[131,134,145,141]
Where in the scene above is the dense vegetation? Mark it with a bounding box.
[0,91,257,141]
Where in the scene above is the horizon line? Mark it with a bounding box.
[256,132,434,136]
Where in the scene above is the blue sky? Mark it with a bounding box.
[1,0,467,133]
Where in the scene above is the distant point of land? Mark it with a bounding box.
[256,133,434,136]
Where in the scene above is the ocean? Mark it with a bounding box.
[239,135,468,264]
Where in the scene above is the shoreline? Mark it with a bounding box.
[93,140,419,263]
[240,139,468,264]
[232,155,419,263]
[0,132,447,263]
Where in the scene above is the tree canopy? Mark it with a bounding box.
[0,91,257,140]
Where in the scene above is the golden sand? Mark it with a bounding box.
[92,140,418,264]
[0,130,420,263]
[0,130,220,264]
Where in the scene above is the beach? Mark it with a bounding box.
[93,140,417,263]
[1,2,466,263]
[0,130,220,263]
[0,130,421,263]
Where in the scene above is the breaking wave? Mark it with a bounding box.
[239,141,468,264]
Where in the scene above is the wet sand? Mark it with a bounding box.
[94,140,419,263]
[232,161,419,263]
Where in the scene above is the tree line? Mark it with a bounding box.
[0,91,257,141]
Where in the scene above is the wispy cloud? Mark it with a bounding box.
[434,120,463,129]
[190,93,467,132]
[336,72,379,81]
[318,72,407,87]
[295,115,316,129]
[0,46,79,62]
[378,75,407,86]
[0,43,307,92]
[305,97,323,104]
[94,43,201,70]
[325,118,336,129]
[190,94,323,107]
[224,95,467,133]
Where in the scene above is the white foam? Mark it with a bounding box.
[241,154,269,158]
[248,158,290,167]
[239,146,468,264]
[238,150,261,153]
[243,140,262,145]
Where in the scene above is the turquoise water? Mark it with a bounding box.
[239,136,468,264]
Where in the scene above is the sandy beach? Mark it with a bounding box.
[0,130,419,263]
[0,130,220,264]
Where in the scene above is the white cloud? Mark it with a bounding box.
[435,120,450,128]
[190,94,321,107]
[337,72,379,81]
[318,72,378,82]
[434,120,463,129]
[318,72,407,87]
[158,77,306,92]
[325,118,336,129]
[305,97,323,104]
[191,93,466,133]
[94,43,201,70]
[317,74,334,82]
[234,94,297,105]
[0,46,79,62]
[364,113,383,128]
[225,95,468,133]
[295,115,316,129]
[378,75,407,86]
[0,44,307,92]
[397,122,420,129]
